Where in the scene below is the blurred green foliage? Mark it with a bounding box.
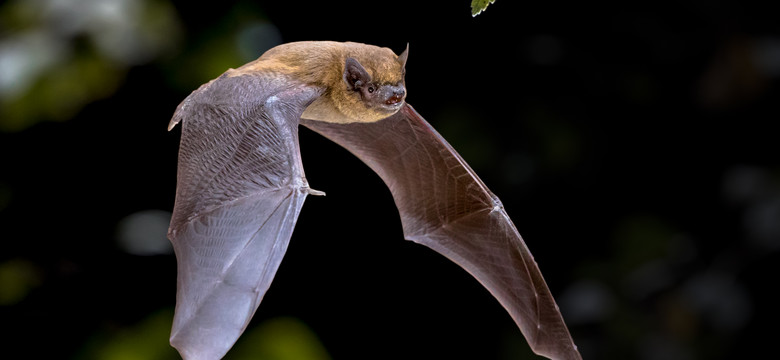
[80,310,178,360]
[162,3,279,91]
[0,0,181,132]
[226,317,331,360]
[77,312,329,360]
[0,258,40,305]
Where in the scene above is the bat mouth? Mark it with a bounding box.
[380,100,404,112]
[385,93,404,106]
[378,86,405,112]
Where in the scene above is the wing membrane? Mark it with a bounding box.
[301,104,581,360]
[168,74,320,360]
[170,189,305,359]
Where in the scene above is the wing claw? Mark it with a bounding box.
[306,187,326,196]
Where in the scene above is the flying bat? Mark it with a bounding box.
[167,41,581,360]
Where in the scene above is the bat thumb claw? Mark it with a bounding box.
[306,188,326,196]
[167,118,180,131]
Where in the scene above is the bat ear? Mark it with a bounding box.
[344,57,371,90]
[398,43,409,70]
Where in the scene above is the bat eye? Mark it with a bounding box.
[367,86,375,94]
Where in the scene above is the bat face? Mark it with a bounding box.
[343,57,407,117]
[168,41,580,360]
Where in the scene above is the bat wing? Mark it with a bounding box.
[301,104,581,360]
[168,73,322,360]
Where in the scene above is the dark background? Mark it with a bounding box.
[1,0,778,359]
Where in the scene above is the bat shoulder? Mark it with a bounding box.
[185,70,318,108]
[169,71,324,130]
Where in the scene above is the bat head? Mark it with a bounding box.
[296,42,409,124]
[331,43,408,122]
[343,56,406,111]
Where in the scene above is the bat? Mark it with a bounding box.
[167,41,581,360]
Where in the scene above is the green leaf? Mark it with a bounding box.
[471,0,496,16]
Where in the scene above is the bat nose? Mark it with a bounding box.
[386,88,405,105]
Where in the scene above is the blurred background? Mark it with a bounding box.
[1,0,778,359]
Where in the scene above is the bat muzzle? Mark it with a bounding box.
[383,85,406,104]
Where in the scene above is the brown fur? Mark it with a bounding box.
[231,41,406,123]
